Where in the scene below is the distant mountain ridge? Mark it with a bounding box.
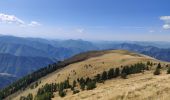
[109,43,170,62]
[0,53,55,77]
[0,75,17,89]
[0,36,97,60]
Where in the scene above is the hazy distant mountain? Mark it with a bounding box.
[0,36,97,60]
[53,39,97,50]
[1,35,170,68]
[105,43,170,62]
[130,41,170,48]
[0,74,17,89]
[1,35,170,62]
[90,42,170,62]
[0,53,55,77]
[0,53,55,89]
[0,42,48,57]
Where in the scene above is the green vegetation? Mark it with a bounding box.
[154,68,161,75]
[108,68,114,79]
[20,93,33,100]
[86,80,96,90]
[73,90,80,94]
[147,61,153,66]
[167,67,170,74]
[115,67,120,77]
[30,81,40,89]
[95,74,102,83]
[34,92,53,100]
[80,83,85,90]
[157,63,161,69]
[1,61,149,100]
[101,71,107,80]
[121,73,127,79]
[154,64,161,75]
[58,90,66,97]
[30,62,148,99]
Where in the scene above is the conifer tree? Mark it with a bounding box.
[73,80,76,87]
[108,68,114,79]
[80,83,85,90]
[101,71,107,80]
[157,63,161,69]
[115,68,120,77]
[95,74,101,82]
[86,80,96,90]
[154,67,161,75]
[121,73,127,79]
[59,90,66,97]
[167,67,170,74]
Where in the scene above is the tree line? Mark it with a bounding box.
[19,62,149,100]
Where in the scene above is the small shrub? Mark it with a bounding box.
[73,90,80,94]
[121,73,127,79]
[71,86,74,91]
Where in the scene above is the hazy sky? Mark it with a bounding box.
[0,0,170,41]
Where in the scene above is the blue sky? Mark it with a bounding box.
[0,0,170,41]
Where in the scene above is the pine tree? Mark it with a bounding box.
[80,83,85,90]
[95,74,101,82]
[115,68,120,77]
[150,62,153,66]
[73,80,76,87]
[85,77,91,84]
[101,71,107,80]
[59,90,66,97]
[167,67,170,74]
[121,73,127,79]
[79,77,85,85]
[27,93,33,100]
[86,81,96,90]
[147,61,150,66]
[121,67,126,74]
[63,80,71,89]
[157,63,161,69]
[108,68,114,79]
[154,67,161,75]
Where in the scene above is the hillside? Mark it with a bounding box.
[0,74,17,89]
[0,53,55,77]
[4,50,170,100]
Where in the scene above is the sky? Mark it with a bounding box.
[0,0,170,41]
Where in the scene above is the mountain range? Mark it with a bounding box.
[0,35,170,89]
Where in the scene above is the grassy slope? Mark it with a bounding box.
[6,50,170,100]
